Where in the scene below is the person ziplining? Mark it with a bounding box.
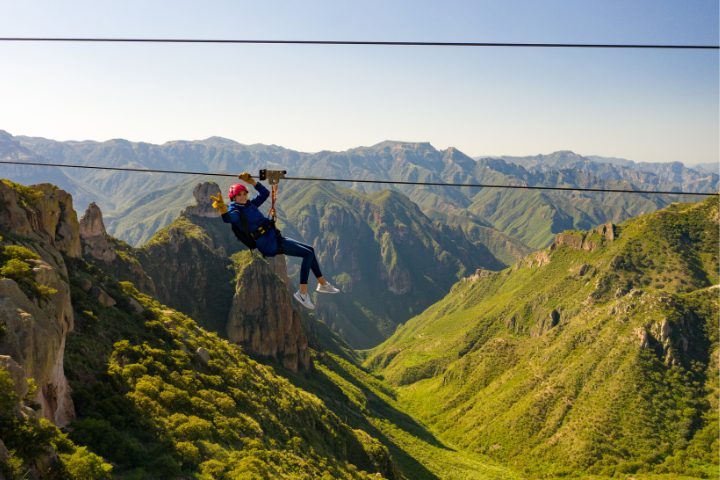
[210,171,339,310]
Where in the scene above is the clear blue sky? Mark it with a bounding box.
[0,0,717,163]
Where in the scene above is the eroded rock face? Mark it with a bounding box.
[140,215,234,333]
[0,276,75,427]
[227,254,311,372]
[0,182,81,258]
[79,202,117,263]
[552,223,616,252]
[0,181,79,426]
[183,182,222,218]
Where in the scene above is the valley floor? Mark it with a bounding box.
[287,351,713,480]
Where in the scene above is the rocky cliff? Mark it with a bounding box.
[79,202,116,263]
[139,182,312,372]
[228,253,311,371]
[78,202,156,295]
[0,180,77,426]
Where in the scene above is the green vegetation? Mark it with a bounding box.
[283,351,521,480]
[144,215,212,248]
[279,181,503,348]
[367,198,719,478]
[0,367,112,479]
[0,243,57,301]
[64,258,394,479]
[1,179,43,208]
[1,175,717,478]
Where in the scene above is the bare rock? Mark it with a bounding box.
[78,277,93,292]
[522,250,551,268]
[0,182,81,258]
[127,297,144,314]
[95,288,117,307]
[79,202,117,263]
[0,438,9,463]
[552,223,616,252]
[183,182,223,218]
[227,255,311,372]
[196,347,210,365]
[0,278,75,426]
[466,268,494,282]
[635,327,650,349]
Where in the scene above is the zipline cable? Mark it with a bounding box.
[1,160,717,196]
[0,37,718,49]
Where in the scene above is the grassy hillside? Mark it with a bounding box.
[63,257,396,479]
[63,253,526,479]
[283,351,522,480]
[366,198,719,477]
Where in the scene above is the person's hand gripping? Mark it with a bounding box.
[210,193,228,214]
[238,171,257,186]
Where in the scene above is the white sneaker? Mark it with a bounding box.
[293,291,315,310]
[316,283,340,294]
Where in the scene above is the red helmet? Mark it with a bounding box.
[228,183,248,200]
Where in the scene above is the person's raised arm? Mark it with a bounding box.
[238,171,269,207]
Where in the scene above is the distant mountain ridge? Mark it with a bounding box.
[3,131,715,253]
[2,131,717,348]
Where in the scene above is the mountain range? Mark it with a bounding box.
[2,131,716,252]
[2,131,716,349]
[0,176,716,478]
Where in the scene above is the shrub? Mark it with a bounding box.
[0,258,32,281]
[59,446,113,480]
[2,245,39,261]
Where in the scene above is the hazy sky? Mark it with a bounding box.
[1,0,718,163]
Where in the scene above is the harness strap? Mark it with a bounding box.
[250,220,275,240]
[270,183,278,221]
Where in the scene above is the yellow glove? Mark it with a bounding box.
[210,194,228,214]
[238,171,256,185]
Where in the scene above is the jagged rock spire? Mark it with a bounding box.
[79,202,116,263]
[183,182,222,218]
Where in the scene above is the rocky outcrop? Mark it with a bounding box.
[0,182,81,258]
[79,202,116,263]
[78,201,155,294]
[464,268,494,283]
[0,181,79,426]
[0,273,76,428]
[143,188,313,371]
[227,254,311,372]
[552,223,616,252]
[183,182,222,218]
[140,215,235,334]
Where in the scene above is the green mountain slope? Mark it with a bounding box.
[0,178,525,479]
[64,257,398,479]
[276,181,504,348]
[366,198,719,477]
[0,178,399,478]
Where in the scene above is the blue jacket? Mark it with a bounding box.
[221,182,279,256]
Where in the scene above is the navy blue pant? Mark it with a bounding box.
[279,238,322,284]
